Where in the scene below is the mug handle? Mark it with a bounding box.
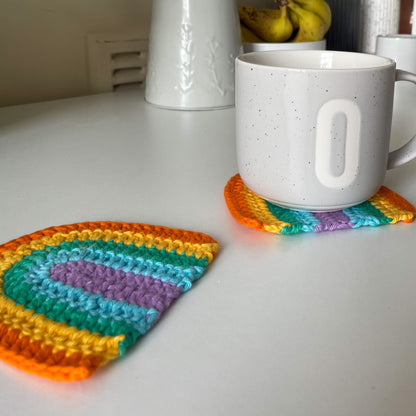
[387,70,416,169]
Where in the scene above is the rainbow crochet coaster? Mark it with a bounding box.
[0,221,219,381]
[225,174,416,234]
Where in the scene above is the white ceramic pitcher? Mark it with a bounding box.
[145,0,241,110]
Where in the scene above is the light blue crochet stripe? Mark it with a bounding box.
[343,201,391,228]
[7,257,159,332]
[289,209,322,232]
[44,247,203,291]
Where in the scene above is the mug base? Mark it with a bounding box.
[262,196,368,212]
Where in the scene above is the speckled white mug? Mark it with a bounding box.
[235,50,416,211]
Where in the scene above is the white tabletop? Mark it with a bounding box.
[1,86,416,416]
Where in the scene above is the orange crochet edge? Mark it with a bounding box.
[376,186,416,222]
[0,322,103,382]
[0,221,218,255]
[0,345,97,382]
[224,174,268,232]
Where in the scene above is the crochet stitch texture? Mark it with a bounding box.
[225,174,416,234]
[0,222,219,381]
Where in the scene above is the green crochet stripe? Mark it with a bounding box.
[2,249,159,353]
[7,284,144,346]
[2,271,151,348]
[265,201,304,234]
[58,239,209,269]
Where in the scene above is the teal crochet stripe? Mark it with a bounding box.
[3,263,157,334]
[266,201,321,233]
[3,260,157,351]
[58,239,210,271]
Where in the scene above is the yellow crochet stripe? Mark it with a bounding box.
[369,193,415,224]
[0,229,219,279]
[0,293,123,360]
[242,187,290,233]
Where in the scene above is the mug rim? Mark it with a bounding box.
[377,34,416,40]
[237,50,396,72]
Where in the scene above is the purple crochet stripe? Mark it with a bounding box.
[312,211,354,232]
[49,260,182,313]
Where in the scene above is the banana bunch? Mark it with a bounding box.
[239,0,331,43]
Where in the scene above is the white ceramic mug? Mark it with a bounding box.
[376,35,416,151]
[145,0,241,110]
[376,34,416,73]
[235,50,416,212]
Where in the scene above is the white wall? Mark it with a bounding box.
[0,0,152,107]
[0,0,271,107]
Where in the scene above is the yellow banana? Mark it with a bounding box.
[289,0,331,32]
[238,6,293,43]
[240,23,264,43]
[286,0,327,42]
[287,9,299,31]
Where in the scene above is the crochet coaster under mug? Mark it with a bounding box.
[224,174,416,234]
[0,221,219,381]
